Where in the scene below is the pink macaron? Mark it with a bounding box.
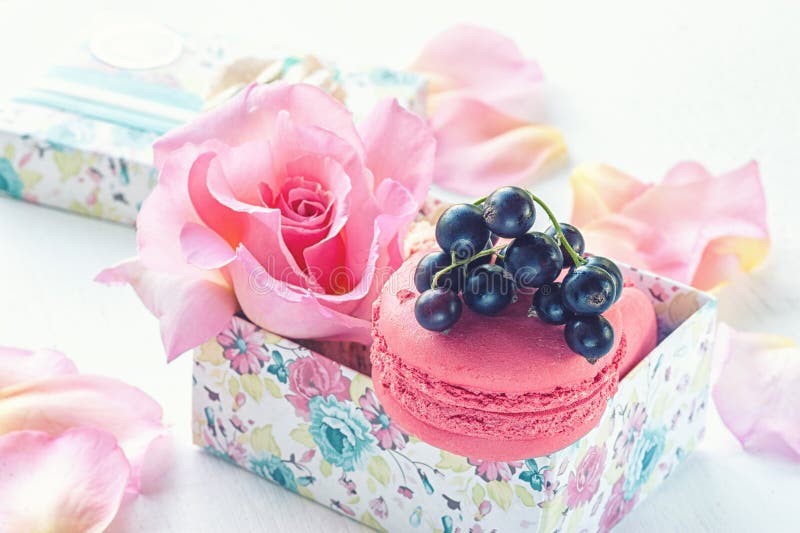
[370,254,657,460]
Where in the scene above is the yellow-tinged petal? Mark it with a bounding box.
[0,375,166,493]
[569,163,649,227]
[569,161,770,290]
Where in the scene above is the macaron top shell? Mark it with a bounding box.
[376,254,623,395]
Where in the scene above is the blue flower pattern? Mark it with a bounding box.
[251,455,298,492]
[309,395,376,472]
[623,427,666,500]
[0,158,24,198]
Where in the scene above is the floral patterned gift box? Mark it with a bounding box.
[193,265,716,532]
[0,27,222,224]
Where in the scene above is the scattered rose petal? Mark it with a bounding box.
[411,24,544,121]
[410,25,567,195]
[569,161,769,290]
[0,374,166,492]
[0,428,129,533]
[0,346,77,388]
[712,324,800,461]
[429,97,566,195]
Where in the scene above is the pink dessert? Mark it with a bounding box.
[371,254,658,460]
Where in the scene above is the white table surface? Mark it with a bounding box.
[1,0,799,531]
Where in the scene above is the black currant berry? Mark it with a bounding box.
[584,255,624,302]
[415,288,462,331]
[545,223,585,268]
[414,251,461,292]
[503,232,564,289]
[436,204,490,260]
[531,283,573,325]
[463,264,515,316]
[482,186,536,238]
[561,265,616,315]
[564,315,615,361]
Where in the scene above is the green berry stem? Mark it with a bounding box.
[432,245,505,289]
[472,191,586,268]
[525,192,587,268]
[472,195,489,206]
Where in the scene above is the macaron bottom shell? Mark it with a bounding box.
[371,334,627,460]
[373,378,606,461]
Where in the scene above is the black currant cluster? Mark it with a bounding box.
[413,186,624,363]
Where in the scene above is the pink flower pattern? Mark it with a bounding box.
[566,445,607,508]
[599,476,638,533]
[359,388,408,451]
[468,459,523,482]
[369,496,388,519]
[614,403,648,467]
[286,355,351,419]
[217,317,270,375]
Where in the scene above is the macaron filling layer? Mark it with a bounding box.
[371,329,627,440]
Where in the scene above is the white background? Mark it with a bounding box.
[1,0,799,531]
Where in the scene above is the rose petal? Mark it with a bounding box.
[186,151,246,246]
[0,347,77,389]
[430,97,566,195]
[0,373,165,493]
[228,245,373,344]
[279,155,352,286]
[214,139,274,206]
[154,83,365,167]
[358,98,436,205]
[569,163,650,227]
[271,110,368,196]
[712,324,800,461]
[204,154,312,288]
[179,222,236,270]
[284,155,350,230]
[315,178,418,318]
[136,143,206,274]
[95,259,237,360]
[411,25,544,121]
[372,177,419,265]
[570,161,770,290]
[0,428,129,533]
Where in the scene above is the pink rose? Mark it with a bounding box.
[565,444,606,508]
[98,83,435,359]
[410,25,567,195]
[286,354,351,419]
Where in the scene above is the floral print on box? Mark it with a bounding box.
[309,395,377,472]
[193,266,716,532]
[0,118,156,224]
[565,444,606,508]
[217,317,271,375]
[0,157,24,198]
